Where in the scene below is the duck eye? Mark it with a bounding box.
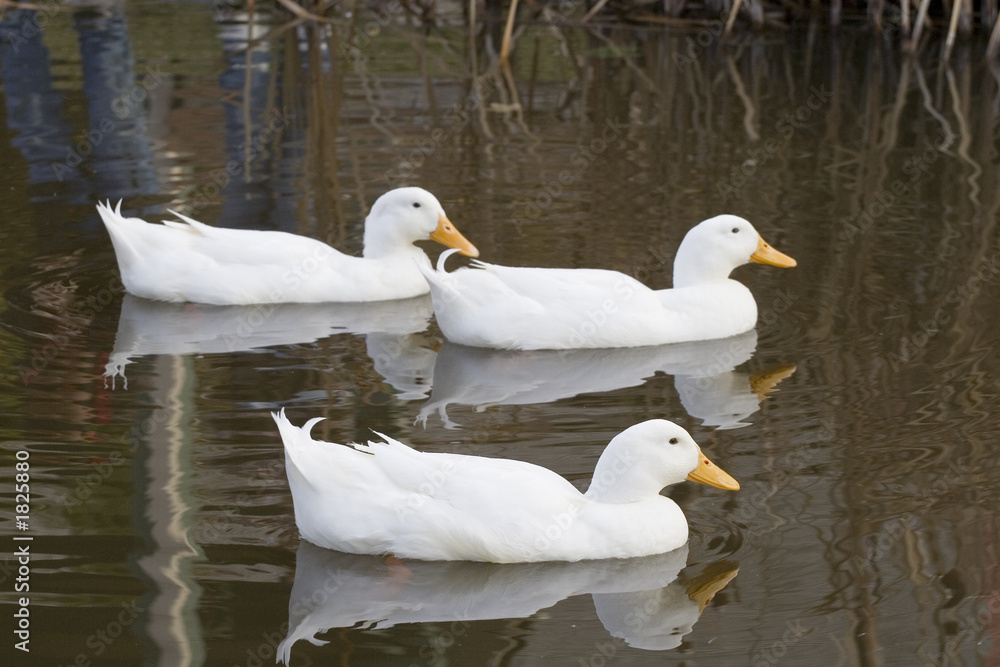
[412,202,421,208]
[669,438,678,445]
[731,227,739,234]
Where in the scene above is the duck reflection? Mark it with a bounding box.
[418,330,795,429]
[105,294,434,390]
[107,296,793,420]
[278,541,737,664]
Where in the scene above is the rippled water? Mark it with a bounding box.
[2,2,999,665]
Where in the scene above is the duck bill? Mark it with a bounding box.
[430,215,479,258]
[750,235,796,267]
[686,448,740,491]
[685,562,740,614]
[749,364,797,401]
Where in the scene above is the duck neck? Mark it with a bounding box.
[584,443,666,504]
[363,217,418,259]
[672,239,735,288]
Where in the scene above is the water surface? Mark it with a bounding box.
[2,2,999,665]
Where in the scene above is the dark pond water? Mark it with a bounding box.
[2,1,1000,665]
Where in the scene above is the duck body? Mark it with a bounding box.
[419,215,794,350]
[97,187,478,305]
[274,409,738,563]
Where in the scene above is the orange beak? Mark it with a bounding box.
[429,215,479,258]
[686,447,740,491]
[750,235,796,268]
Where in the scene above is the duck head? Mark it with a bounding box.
[363,187,479,259]
[585,419,739,504]
[672,215,795,288]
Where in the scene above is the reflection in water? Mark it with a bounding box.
[0,10,78,191]
[419,331,794,429]
[278,541,736,664]
[135,355,205,666]
[2,3,1000,666]
[0,6,158,204]
[676,360,795,430]
[104,294,433,387]
[75,5,158,201]
[214,16,284,227]
[106,294,795,418]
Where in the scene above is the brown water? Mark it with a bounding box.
[2,2,1000,666]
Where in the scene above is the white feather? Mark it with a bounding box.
[417,215,795,349]
[96,188,477,305]
[272,409,738,563]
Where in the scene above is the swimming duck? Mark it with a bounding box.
[97,187,478,305]
[418,214,795,349]
[273,409,738,563]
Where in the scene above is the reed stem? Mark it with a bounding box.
[500,0,520,66]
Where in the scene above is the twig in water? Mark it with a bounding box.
[906,0,932,53]
[500,0,520,65]
[723,0,744,39]
[988,11,1000,59]
[582,0,612,23]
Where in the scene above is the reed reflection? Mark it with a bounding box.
[2,4,1000,665]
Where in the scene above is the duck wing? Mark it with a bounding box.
[472,262,650,306]
[360,439,586,562]
[274,410,587,561]
[431,262,670,349]
[97,202,390,304]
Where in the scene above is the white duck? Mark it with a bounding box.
[273,409,738,563]
[418,214,795,349]
[97,187,478,305]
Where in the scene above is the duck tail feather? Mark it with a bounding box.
[164,209,214,236]
[436,248,462,272]
[470,259,496,271]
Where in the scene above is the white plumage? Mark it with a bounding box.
[97,187,478,305]
[419,214,795,349]
[273,409,739,563]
